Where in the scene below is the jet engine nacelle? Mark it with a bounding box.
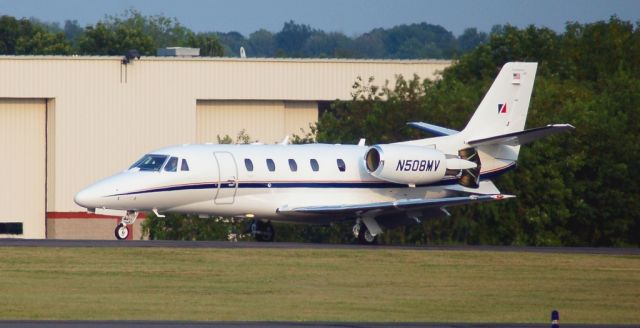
[364,144,479,186]
[364,144,447,185]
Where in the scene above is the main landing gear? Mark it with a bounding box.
[115,210,138,240]
[250,219,275,242]
[353,219,378,245]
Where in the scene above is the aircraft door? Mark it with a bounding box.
[214,152,238,204]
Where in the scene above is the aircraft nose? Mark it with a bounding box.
[74,186,101,210]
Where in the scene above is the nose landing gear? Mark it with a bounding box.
[115,210,138,240]
[115,223,129,240]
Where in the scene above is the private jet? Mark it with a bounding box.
[74,62,573,244]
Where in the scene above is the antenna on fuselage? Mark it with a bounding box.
[358,138,366,146]
[280,135,290,145]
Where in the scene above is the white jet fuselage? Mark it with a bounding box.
[75,142,512,223]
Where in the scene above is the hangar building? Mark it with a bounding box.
[0,55,451,239]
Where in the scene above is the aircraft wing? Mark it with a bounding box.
[277,194,513,216]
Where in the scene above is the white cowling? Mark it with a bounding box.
[364,144,447,185]
[364,144,477,185]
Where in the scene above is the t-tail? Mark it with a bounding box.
[404,62,574,188]
[462,62,538,161]
[460,62,573,162]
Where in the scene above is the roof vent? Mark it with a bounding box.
[157,47,200,57]
[122,49,140,64]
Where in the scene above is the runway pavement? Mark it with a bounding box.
[0,321,637,328]
[0,238,638,255]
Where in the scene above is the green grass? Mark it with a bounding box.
[0,247,638,324]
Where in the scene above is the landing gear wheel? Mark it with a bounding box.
[254,220,275,242]
[358,225,377,245]
[114,211,137,240]
[115,223,129,240]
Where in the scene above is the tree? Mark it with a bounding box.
[248,29,277,57]
[302,32,353,58]
[142,214,247,241]
[78,21,154,55]
[188,33,224,57]
[216,31,249,56]
[351,31,386,58]
[77,9,223,57]
[198,20,487,59]
[63,20,84,47]
[0,15,71,55]
[4,14,496,59]
[275,20,313,56]
[457,28,488,54]
[380,23,457,59]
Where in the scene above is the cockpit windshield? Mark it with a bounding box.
[129,154,168,171]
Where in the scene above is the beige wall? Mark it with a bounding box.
[196,100,317,144]
[284,101,317,138]
[0,56,451,222]
[47,218,145,240]
[0,99,46,238]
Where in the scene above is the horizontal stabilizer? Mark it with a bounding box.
[407,122,459,137]
[468,124,575,147]
[277,194,514,216]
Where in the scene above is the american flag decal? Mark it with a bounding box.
[512,72,521,84]
[498,103,507,114]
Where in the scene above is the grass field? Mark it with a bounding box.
[0,246,638,324]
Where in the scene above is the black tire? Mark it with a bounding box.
[357,225,377,245]
[115,223,129,240]
[255,221,275,242]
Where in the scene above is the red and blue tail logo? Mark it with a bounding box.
[497,103,508,114]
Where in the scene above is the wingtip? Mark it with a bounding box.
[492,194,516,200]
[548,123,576,130]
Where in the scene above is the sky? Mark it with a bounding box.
[0,0,638,36]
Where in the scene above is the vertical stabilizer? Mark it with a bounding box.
[462,62,538,140]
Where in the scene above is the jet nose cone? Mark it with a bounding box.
[74,186,101,210]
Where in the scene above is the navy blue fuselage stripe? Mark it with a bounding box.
[113,183,218,196]
[110,163,516,197]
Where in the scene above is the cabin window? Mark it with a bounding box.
[181,159,190,171]
[129,154,168,172]
[337,159,346,172]
[288,159,298,172]
[164,157,178,172]
[266,159,276,172]
[310,159,319,171]
[244,159,254,171]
